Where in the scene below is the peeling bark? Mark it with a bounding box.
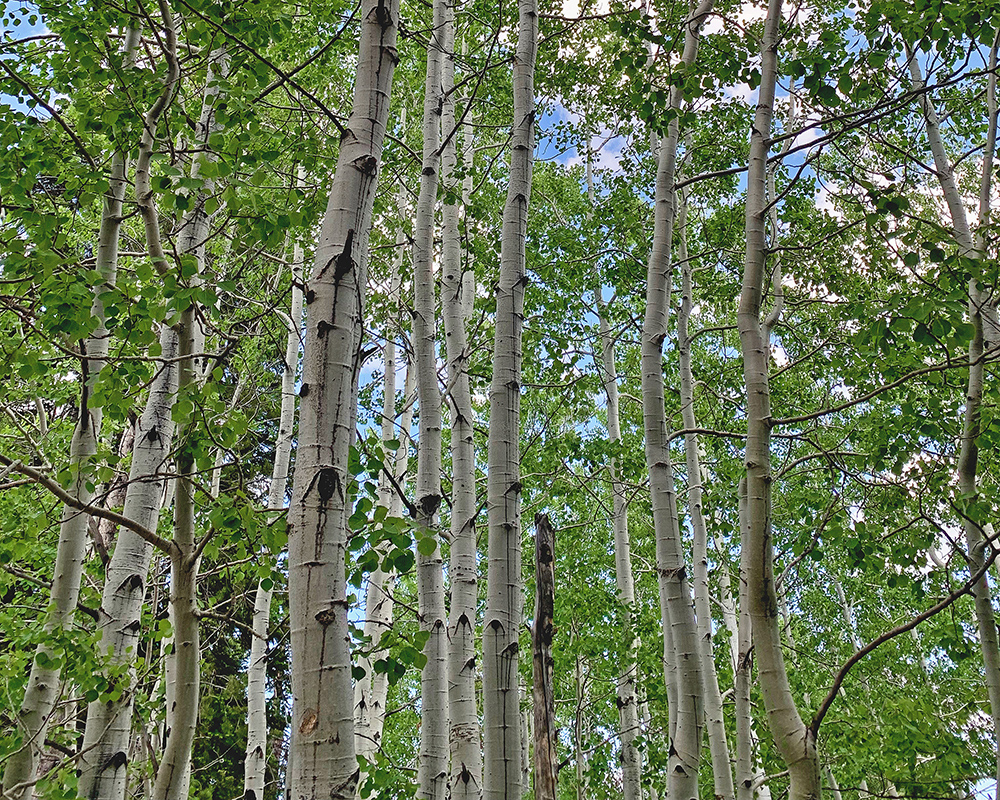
[532,514,557,800]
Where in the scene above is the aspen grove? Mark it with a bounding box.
[3,0,1000,799]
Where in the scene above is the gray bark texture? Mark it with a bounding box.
[532,514,558,800]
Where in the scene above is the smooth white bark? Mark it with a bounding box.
[736,0,821,795]
[676,187,735,800]
[412,0,450,793]
[1,27,141,800]
[151,44,230,800]
[639,2,714,797]
[286,0,399,794]
[442,16,482,797]
[908,47,1000,793]
[587,149,642,800]
[244,229,305,800]
[483,0,537,795]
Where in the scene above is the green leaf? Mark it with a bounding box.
[417,535,437,556]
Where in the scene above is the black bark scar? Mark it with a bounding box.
[333,229,355,283]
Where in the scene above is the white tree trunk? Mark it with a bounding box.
[676,187,735,800]
[441,15,482,798]
[245,228,306,800]
[639,2,714,797]
[737,0,821,795]
[908,47,1000,793]
[483,0,537,797]
[286,0,399,794]
[151,44,230,800]
[355,175,409,771]
[587,148,642,800]
[412,0,450,793]
[77,322,179,800]
[5,25,143,800]
[356,356,415,776]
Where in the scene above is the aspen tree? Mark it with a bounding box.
[676,187,734,800]
[285,0,399,793]
[719,496,770,800]
[1,28,142,800]
[76,35,229,800]
[244,224,306,800]
[587,147,642,800]
[483,0,537,794]
[149,42,229,800]
[441,17,483,799]
[355,175,410,772]
[640,0,714,795]
[736,0,822,793]
[412,0,450,790]
[356,359,415,774]
[908,45,1000,793]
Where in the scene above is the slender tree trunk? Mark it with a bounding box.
[574,655,588,800]
[908,49,1000,794]
[532,515,557,800]
[244,226,306,800]
[94,423,137,562]
[824,767,844,800]
[77,323,178,800]
[586,147,643,800]
[151,44,230,800]
[441,17,482,797]
[639,2,714,797]
[79,10,225,800]
[412,0,450,792]
[482,0,537,796]
[364,359,415,762]
[676,187,735,800]
[1,28,142,800]
[737,0,821,795]
[286,0,399,794]
[355,174,409,771]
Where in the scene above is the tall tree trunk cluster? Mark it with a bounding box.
[5,2,1000,800]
